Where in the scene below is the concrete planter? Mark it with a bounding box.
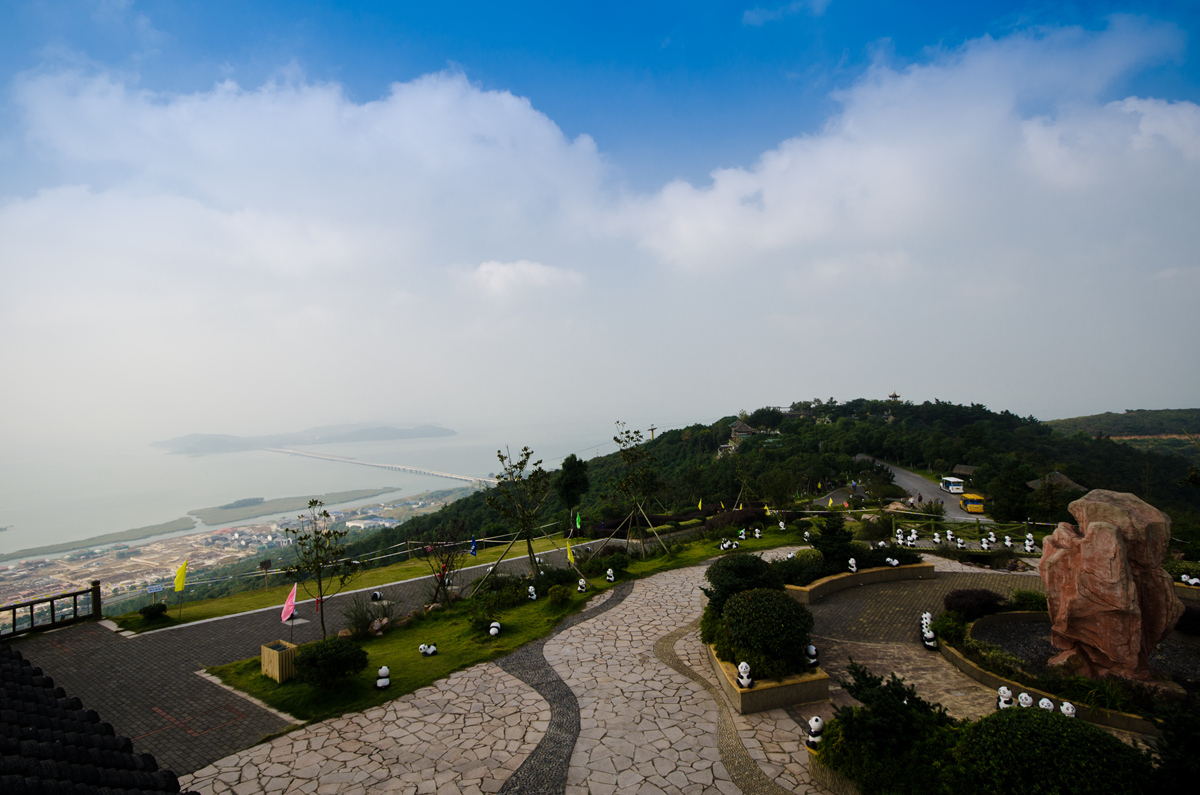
[785,562,936,605]
[261,639,297,684]
[936,613,1160,737]
[806,747,860,795]
[1173,581,1200,605]
[706,644,829,714]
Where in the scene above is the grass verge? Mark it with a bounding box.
[112,535,586,632]
[207,530,810,724]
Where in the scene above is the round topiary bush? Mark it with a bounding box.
[943,588,1006,621]
[947,707,1152,795]
[547,584,570,605]
[701,552,783,618]
[718,588,814,679]
[295,638,369,688]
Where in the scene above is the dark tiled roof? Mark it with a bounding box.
[0,642,192,795]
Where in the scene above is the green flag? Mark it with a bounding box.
[576,512,581,530]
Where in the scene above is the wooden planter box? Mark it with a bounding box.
[707,644,829,714]
[261,639,297,683]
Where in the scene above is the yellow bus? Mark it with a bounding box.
[960,494,985,514]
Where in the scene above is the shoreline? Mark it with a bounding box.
[0,486,403,563]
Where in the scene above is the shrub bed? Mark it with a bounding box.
[819,662,1195,795]
[295,638,369,688]
[714,588,814,679]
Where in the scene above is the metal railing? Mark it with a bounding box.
[0,580,101,637]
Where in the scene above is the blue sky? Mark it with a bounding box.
[1,1,1198,449]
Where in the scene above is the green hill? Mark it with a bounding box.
[1046,409,1200,465]
[1046,408,1200,437]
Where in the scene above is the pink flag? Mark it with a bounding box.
[281,584,297,623]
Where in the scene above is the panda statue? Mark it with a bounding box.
[489,622,501,637]
[528,585,537,601]
[805,716,824,749]
[806,644,819,667]
[786,552,796,560]
[577,578,588,593]
[922,628,938,650]
[996,686,1014,710]
[375,666,390,690]
[754,528,762,539]
[736,662,753,689]
[1018,692,1034,708]
[419,643,437,656]
[739,529,746,540]
[1038,698,1055,711]
[606,568,615,582]
[847,558,857,574]
[1060,702,1076,718]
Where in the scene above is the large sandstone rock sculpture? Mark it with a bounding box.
[1039,490,1184,680]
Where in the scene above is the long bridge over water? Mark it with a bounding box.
[266,448,498,485]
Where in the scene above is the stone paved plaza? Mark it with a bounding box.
[18,548,1066,794]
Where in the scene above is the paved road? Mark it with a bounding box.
[866,458,991,522]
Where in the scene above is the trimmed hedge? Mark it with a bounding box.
[700,553,783,618]
[294,638,368,688]
[715,588,814,679]
[948,708,1152,795]
[943,588,1005,621]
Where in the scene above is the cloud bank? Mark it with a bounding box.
[2,18,1198,448]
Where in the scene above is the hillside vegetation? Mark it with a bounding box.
[349,398,1200,560]
[1046,409,1200,466]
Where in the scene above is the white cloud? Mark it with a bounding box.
[1,17,1198,447]
[466,260,583,298]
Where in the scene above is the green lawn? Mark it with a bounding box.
[112,535,586,631]
[207,529,811,724]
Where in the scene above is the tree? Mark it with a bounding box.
[611,422,666,556]
[284,500,361,639]
[485,446,552,575]
[422,519,468,606]
[554,453,591,534]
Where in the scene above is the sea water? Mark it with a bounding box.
[0,421,620,556]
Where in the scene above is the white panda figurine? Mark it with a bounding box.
[528,585,537,601]
[1004,536,1013,549]
[778,521,785,532]
[806,644,819,666]
[805,716,824,749]
[1025,539,1035,553]
[606,568,615,582]
[988,531,997,543]
[371,591,384,602]
[956,538,966,550]
[1038,698,1054,711]
[755,528,763,539]
[739,529,746,540]
[946,530,954,542]
[847,558,857,574]
[786,552,796,560]
[1060,702,1076,718]
[736,662,753,689]
[922,628,937,650]
[489,622,501,637]
[996,686,1013,709]
[1018,692,1033,708]
[418,643,427,654]
[877,541,886,549]
[421,643,437,656]
[1189,576,1200,587]
[981,539,990,551]
[933,532,941,545]
[375,666,390,689]
[731,541,739,549]
[803,531,810,542]
[577,578,588,593]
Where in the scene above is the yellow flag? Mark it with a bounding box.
[566,539,575,565]
[698,498,703,511]
[765,506,771,516]
[174,559,188,592]
[828,497,833,508]
[721,502,725,510]
[738,503,743,511]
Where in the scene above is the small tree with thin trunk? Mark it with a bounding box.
[284,500,360,639]
[485,446,552,575]
[259,558,272,590]
[555,453,591,535]
[422,519,468,606]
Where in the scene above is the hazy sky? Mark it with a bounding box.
[2,1,1198,452]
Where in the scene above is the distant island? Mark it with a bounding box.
[188,488,399,525]
[153,422,456,456]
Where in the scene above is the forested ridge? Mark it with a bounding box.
[347,398,1200,559]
